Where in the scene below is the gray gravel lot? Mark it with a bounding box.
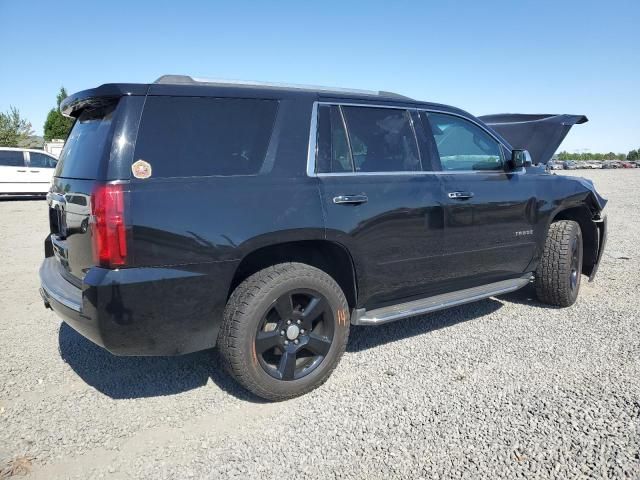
[1,169,639,479]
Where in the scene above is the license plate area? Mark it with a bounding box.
[51,235,70,270]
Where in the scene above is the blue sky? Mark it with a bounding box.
[1,0,638,153]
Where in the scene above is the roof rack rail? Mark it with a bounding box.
[153,75,412,99]
[378,90,414,101]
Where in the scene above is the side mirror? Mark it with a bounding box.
[511,149,533,169]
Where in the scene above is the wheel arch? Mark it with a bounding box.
[547,204,599,276]
[228,240,358,309]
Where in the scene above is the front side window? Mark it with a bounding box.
[423,112,503,171]
[341,106,421,173]
[29,152,57,168]
[134,96,278,178]
[0,150,25,167]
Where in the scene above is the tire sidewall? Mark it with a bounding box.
[234,266,349,397]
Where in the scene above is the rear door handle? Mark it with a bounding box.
[333,194,368,205]
[17,169,27,172]
[447,191,474,200]
[30,170,41,173]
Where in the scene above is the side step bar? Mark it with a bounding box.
[351,274,532,326]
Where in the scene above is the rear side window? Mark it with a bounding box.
[341,106,420,173]
[29,152,57,168]
[316,105,353,173]
[134,96,278,178]
[423,112,503,171]
[0,150,25,167]
[55,103,117,179]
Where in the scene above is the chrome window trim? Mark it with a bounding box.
[406,108,423,170]
[337,106,355,172]
[306,101,523,177]
[306,101,319,177]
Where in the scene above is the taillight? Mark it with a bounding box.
[91,184,127,267]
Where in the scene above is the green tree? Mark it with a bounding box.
[628,149,639,161]
[43,87,73,141]
[0,106,34,147]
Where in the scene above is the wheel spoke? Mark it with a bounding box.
[273,294,293,321]
[305,333,332,356]
[277,349,297,380]
[255,330,281,354]
[301,296,327,329]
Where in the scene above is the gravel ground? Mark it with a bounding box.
[1,169,639,479]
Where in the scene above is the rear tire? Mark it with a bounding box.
[218,262,350,401]
[535,220,583,307]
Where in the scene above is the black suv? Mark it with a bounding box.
[39,76,607,400]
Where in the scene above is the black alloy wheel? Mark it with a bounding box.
[255,289,334,381]
[569,235,581,292]
[218,262,350,401]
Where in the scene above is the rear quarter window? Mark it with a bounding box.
[133,96,278,178]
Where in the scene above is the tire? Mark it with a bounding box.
[535,220,583,307]
[218,262,350,401]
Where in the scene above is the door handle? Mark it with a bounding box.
[447,191,474,200]
[333,194,368,205]
[17,169,27,172]
[30,170,41,173]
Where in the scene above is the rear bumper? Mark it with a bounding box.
[39,257,238,355]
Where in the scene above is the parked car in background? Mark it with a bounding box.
[582,162,602,169]
[621,161,637,168]
[0,147,58,197]
[563,160,579,170]
[602,161,619,169]
[548,160,564,170]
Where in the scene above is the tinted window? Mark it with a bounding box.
[423,112,503,171]
[55,103,117,179]
[134,96,278,178]
[29,152,57,168]
[0,150,25,167]
[341,106,420,173]
[316,105,353,173]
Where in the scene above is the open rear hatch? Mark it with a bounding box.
[478,114,588,165]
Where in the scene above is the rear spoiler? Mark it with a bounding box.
[60,83,148,118]
[478,114,588,165]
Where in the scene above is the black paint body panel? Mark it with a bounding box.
[40,81,607,356]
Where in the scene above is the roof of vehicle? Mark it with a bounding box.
[0,147,57,156]
[60,75,469,118]
[153,75,416,100]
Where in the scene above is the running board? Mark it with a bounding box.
[351,275,532,326]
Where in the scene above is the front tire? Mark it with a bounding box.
[218,263,350,401]
[535,220,583,307]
